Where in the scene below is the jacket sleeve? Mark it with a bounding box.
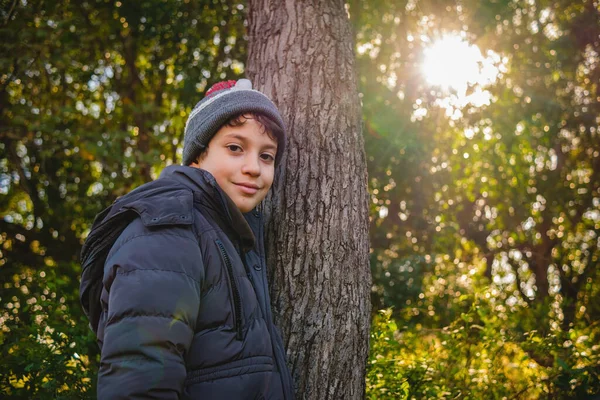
[98,226,203,399]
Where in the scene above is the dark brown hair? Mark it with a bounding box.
[226,112,281,144]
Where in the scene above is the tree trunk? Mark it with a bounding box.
[246,1,372,399]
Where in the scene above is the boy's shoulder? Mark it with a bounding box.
[102,180,196,250]
[106,215,197,261]
[107,181,232,251]
[115,179,194,225]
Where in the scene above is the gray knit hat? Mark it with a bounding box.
[182,79,286,166]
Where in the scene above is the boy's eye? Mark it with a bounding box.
[260,153,275,162]
[227,144,242,152]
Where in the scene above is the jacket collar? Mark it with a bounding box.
[159,165,255,251]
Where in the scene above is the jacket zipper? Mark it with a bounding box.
[215,239,243,340]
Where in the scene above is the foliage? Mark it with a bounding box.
[354,0,600,327]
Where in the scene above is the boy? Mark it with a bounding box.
[79,79,295,399]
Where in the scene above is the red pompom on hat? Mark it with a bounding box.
[205,80,237,97]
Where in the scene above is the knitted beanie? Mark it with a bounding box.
[182,79,286,166]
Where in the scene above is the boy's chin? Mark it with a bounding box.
[235,199,261,214]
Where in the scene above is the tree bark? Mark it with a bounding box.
[246,1,372,399]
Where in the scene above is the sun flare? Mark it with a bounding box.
[422,35,485,91]
[420,34,504,119]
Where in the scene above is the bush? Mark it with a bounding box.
[367,292,600,399]
[0,265,98,399]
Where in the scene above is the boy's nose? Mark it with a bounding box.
[242,156,261,176]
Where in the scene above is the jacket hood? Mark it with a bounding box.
[159,165,256,250]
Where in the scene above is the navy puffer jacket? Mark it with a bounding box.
[80,165,294,399]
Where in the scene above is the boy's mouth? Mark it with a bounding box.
[234,182,260,194]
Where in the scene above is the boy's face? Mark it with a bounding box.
[190,116,277,213]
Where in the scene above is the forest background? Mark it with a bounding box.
[1,0,599,399]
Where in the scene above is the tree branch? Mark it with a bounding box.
[2,0,18,27]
